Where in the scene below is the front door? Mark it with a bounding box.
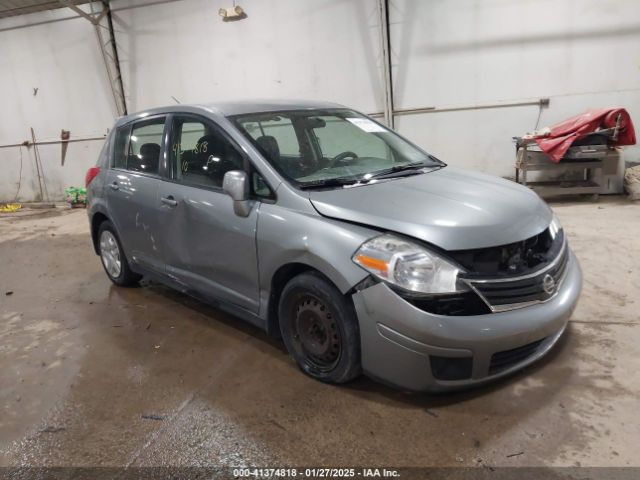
[157,115,261,313]
[106,116,167,274]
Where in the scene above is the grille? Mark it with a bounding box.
[449,227,559,277]
[464,239,569,311]
[489,337,546,375]
[406,291,491,316]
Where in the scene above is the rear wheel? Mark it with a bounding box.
[279,272,361,384]
[98,221,141,287]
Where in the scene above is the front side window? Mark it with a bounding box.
[231,109,442,188]
[170,117,243,189]
[113,117,165,175]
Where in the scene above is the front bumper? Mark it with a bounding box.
[352,250,582,392]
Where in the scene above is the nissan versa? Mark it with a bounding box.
[86,100,582,391]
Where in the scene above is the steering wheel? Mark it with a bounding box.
[328,151,358,168]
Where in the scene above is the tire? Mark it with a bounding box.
[97,220,141,287]
[278,271,361,384]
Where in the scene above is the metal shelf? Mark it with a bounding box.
[524,180,601,197]
[513,141,610,197]
[519,160,602,171]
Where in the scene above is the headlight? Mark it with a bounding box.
[352,234,468,294]
[549,213,562,240]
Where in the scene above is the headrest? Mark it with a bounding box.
[194,134,221,155]
[140,143,160,160]
[137,143,160,171]
[256,135,280,162]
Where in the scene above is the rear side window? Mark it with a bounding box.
[113,127,129,169]
[112,117,165,175]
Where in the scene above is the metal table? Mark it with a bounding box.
[514,115,623,198]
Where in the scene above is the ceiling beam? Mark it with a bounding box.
[58,0,98,23]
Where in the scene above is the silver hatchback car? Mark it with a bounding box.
[86,100,582,392]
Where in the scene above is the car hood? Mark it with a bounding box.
[308,166,552,251]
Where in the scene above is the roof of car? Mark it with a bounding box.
[202,99,346,115]
[116,99,347,126]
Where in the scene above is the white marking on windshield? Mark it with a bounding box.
[345,118,387,133]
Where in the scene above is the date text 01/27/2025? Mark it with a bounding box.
[232,468,401,478]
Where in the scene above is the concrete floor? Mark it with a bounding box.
[0,198,639,468]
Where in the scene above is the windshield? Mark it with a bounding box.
[230,109,443,188]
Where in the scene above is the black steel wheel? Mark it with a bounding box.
[291,293,342,372]
[279,271,361,384]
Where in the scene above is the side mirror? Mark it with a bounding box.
[223,170,251,217]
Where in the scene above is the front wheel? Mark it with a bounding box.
[98,221,141,287]
[278,272,361,384]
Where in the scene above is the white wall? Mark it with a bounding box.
[1,0,639,200]
[390,0,640,176]
[112,0,383,113]
[0,6,116,202]
[0,0,385,201]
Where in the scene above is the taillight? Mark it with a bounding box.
[85,167,101,187]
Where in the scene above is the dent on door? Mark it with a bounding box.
[159,184,261,313]
[107,171,164,273]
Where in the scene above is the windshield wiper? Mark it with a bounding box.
[298,161,444,189]
[367,162,431,180]
[298,177,361,190]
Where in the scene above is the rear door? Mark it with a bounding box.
[106,116,167,274]
[157,114,261,313]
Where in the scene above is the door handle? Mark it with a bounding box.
[161,195,178,207]
[109,182,119,191]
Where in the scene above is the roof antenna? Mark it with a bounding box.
[171,96,181,104]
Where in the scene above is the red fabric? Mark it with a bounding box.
[534,108,636,163]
